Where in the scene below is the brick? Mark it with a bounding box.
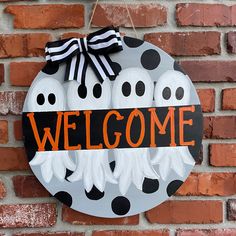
[61,32,86,40]
[176,4,231,27]
[0,203,56,228]
[10,62,45,87]
[204,116,236,139]
[92,230,169,236]
[0,34,50,58]
[13,233,83,236]
[176,172,236,196]
[0,120,8,144]
[92,3,166,27]
[5,4,84,29]
[12,175,50,198]
[227,32,236,53]
[227,199,236,221]
[222,88,236,110]
[0,91,26,115]
[210,144,236,167]
[0,64,4,85]
[176,229,236,236]
[144,32,220,56]
[0,181,6,199]
[180,61,236,82]
[197,89,215,112]
[0,147,29,171]
[145,200,223,224]
[62,206,139,225]
[14,120,22,141]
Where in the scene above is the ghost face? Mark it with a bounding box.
[112,67,154,109]
[154,70,191,107]
[27,77,65,112]
[66,67,111,110]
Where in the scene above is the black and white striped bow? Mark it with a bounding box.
[45,27,123,83]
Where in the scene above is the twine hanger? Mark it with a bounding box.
[87,0,138,38]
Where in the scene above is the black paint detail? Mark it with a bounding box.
[93,83,102,98]
[141,49,161,70]
[136,81,145,97]
[166,180,183,197]
[122,82,131,97]
[78,84,87,99]
[37,93,45,105]
[110,62,122,81]
[85,185,105,200]
[42,62,59,75]
[174,61,186,75]
[109,161,115,172]
[54,191,72,207]
[142,178,159,194]
[111,196,130,215]
[65,169,73,182]
[162,87,171,100]
[48,93,56,105]
[123,36,144,48]
[176,87,184,100]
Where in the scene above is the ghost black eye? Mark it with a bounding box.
[37,93,45,105]
[162,87,171,100]
[136,81,145,96]
[176,87,184,100]
[48,93,56,105]
[78,84,87,99]
[93,83,102,98]
[122,81,131,97]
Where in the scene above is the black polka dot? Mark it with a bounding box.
[37,93,45,105]
[176,87,184,100]
[111,196,130,216]
[141,49,161,70]
[48,93,56,105]
[85,185,105,200]
[109,161,115,172]
[42,62,59,75]
[174,61,186,75]
[78,84,87,99]
[54,191,72,207]
[93,83,102,98]
[124,36,144,48]
[136,81,145,96]
[122,82,131,97]
[142,178,159,194]
[162,87,171,100]
[166,180,183,197]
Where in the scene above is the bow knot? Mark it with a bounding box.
[45,27,123,83]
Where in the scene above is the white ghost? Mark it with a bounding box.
[112,67,159,195]
[152,70,195,180]
[27,77,75,183]
[66,67,117,192]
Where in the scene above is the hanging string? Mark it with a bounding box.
[87,0,138,38]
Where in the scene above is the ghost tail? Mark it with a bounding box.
[30,150,76,183]
[151,146,195,181]
[114,148,159,196]
[67,150,117,192]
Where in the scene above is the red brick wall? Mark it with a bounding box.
[0,1,235,235]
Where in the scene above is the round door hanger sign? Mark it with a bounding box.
[22,27,203,218]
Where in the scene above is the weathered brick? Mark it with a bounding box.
[0,120,8,144]
[10,62,45,87]
[0,64,4,85]
[92,230,169,236]
[92,3,167,27]
[180,61,236,82]
[62,206,139,225]
[197,89,215,112]
[0,34,51,58]
[227,199,236,221]
[14,120,23,141]
[0,203,56,228]
[0,91,26,115]
[176,172,236,196]
[222,88,236,110]
[13,233,83,236]
[5,4,84,29]
[0,147,29,171]
[0,181,6,199]
[12,175,50,198]
[176,229,236,236]
[144,32,221,56]
[209,144,236,167]
[227,32,236,53]
[146,200,223,224]
[176,4,231,26]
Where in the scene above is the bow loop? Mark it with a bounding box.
[45,27,123,83]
